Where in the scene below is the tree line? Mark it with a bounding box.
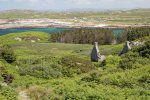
[50,28,115,45]
[126,27,150,41]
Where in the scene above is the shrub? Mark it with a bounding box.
[119,41,150,70]
[20,64,62,79]
[2,73,14,84]
[102,55,121,69]
[133,40,150,58]
[0,86,17,100]
[80,71,102,83]
[138,74,150,84]
[101,74,135,88]
[119,52,140,70]
[61,56,95,74]
[126,27,150,41]
[0,75,3,82]
[54,85,87,100]
[0,45,16,63]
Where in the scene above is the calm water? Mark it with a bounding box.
[113,28,125,37]
[0,28,73,36]
[0,28,125,36]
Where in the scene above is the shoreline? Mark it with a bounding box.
[0,25,150,29]
[0,19,150,29]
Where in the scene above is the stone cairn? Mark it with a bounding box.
[91,42,105,62]
[119,41,131,55]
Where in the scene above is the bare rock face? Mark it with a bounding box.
[130,40,145,47]
[119,40,145,56]
[119,41,131,55]
[91,42,105,62]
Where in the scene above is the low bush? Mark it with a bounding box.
[61,56,95,74]
[133,40,150,58]
[80,71,102,84]
[119,52,140,70]
[0,86,17,100]
[102,55,121,69]
[138,74,150,84]
[0,75,3,82]
[0,45,16,63]
[20,64,62,79]
[119,40,150,70]
[126,27,150,41]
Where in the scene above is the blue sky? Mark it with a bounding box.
[0,0,150,11]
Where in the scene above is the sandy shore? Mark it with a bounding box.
[0,19,150,29]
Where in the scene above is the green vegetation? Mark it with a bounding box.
[50,28,115,44]
[0,28,150,99]
[126,27,150,41]
[0,31,49,44]
[0,45,16,63]
[133,40,150,58]
[0,86,17,100]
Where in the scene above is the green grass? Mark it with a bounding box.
[0,31,49,45]
[0,31,150,99]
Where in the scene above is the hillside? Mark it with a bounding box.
[0,9,150,28]
[0,29,150,99]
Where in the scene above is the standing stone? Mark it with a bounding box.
[91,42,105,62]
[119,41,131,55]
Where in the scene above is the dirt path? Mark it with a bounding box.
[19,90,30,100]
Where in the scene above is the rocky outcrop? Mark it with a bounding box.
[119,40,145,55]
[119,41,131,55]
[91,42,105,62]
[130,40,145,47]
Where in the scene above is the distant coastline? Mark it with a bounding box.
[0,19,150,29]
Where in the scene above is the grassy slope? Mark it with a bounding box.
[0,32,150,99]
[0,31,49,45]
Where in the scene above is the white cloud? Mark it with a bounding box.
[0,0,150,10]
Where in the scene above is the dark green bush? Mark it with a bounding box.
[138,74,150,84]
[119,40,150,70]
[0,86,17,100]
[54,86,87,100]
[119,52,140,70]
[80,71,102,83]
[0,75,3,82]
[133,40,150,58]
[126,27,150,41]
[100,75,135,88]
[20,64,62,79]
[2,73,14,84]
[0,45,16,63]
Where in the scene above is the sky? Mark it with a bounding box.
[0,0,150,11]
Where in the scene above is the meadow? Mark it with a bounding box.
[0,28,150,100]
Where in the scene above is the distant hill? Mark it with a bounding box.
[0,8,150,25]
[0,8,149,19]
